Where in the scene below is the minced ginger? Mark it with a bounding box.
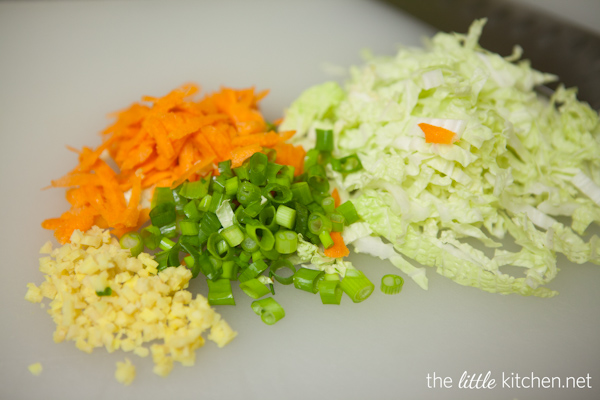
[25,226,237,384]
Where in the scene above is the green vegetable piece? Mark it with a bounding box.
[96,287,112,297]
[293,268,325,294]
[207,278,235,305]
[119,232,144,257]
[251,297,285,325]
[381,274,404,295]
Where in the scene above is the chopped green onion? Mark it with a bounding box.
[234,205,251,226]
[171,189,188,212]
[290,182,313,205]
[178,179,209,199]
[224,177,239,197]
[167,243,181,267]
[182,200,201,221]
[308,212,332,234]
[207,232,231,260]
[318,276,342,305]
[239,251,252,263]
[262,183,293,204]
[207,278,235,305]
[180,241,200,278]
[208,191,225,213]
[159,220,177,238]
[331,154,363,174]
[259,206,278,231]
[155,250,169,271]
[263,148,277,162]
[221,225,245,247]
[321,196,336,213]
[198,212,222,245]
[149,202,176,228]
[236,181,261,206]
[251,250,265,263]
[151,187,175,208]
[336,200,359,225]
[274,206,295,230]
[293,268,325,294]
[245,221,275,251]
[340,269,374,303]
[251,297,285,325]
[275,230,298,254]
[244,198,267,218]
[119,232,144,257]
[180,235,199,248]
[198,194,212,212]
[269,259,296,285]
[233,165,249,180]
[266,162,283,180]
[248,152,268,186]
[270,165,294,187]
[179,220,199,236]
[218,160,234,179]
[241,235,259,253]
[159,237,176,251]
[328,212,345,232]
[238,260,269,282]
[294,202,309,236]
[303,148,320,170]
[306,201,325,215]
[306,164,330,193]
[221,260,238,280]
[211,175,228,193]
[315,129,334,152]
[96,287,112,297]
[195,252,222,281]
[381,274,404,295]
[260,247,280,261]
[239,278,271,299]
[141,226,162,250]
[319,231,334,249]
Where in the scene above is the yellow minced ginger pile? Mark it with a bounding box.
[25,226,237,381]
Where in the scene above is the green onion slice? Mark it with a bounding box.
[275,230,298,254]
[269,259,296,285]
[119,232,144,257]
[331,154,363,174]
[251,297,285,325]
[380,274,404,295]
[318,279,342,305]
[239,278,271,299]
[293,268,325,294]
[207,278,235,305]
[340,269,374,303]
[315,129,334,152]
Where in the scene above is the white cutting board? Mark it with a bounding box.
[1,1,599,400]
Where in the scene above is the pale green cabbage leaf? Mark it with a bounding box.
[280,19,600,297]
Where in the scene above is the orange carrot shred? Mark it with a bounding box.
[42,83,305,243]
[324,231,350,258]
[418,122,457,144]
[331,188,341,208]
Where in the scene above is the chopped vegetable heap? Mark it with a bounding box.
[281,20,600,297]
[130,133,373,322]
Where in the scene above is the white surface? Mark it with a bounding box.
[1,1,599,400]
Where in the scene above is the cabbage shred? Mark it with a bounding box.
[280,20,600,297]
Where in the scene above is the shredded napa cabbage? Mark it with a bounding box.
[280,19,600,297]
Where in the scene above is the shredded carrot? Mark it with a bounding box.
[43,83,304,243]
[324,231,350,258]
[418,123,457,144]
[331,188,341,208]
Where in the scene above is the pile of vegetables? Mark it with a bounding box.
[280,19,600,297]
[120,134,380,324]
